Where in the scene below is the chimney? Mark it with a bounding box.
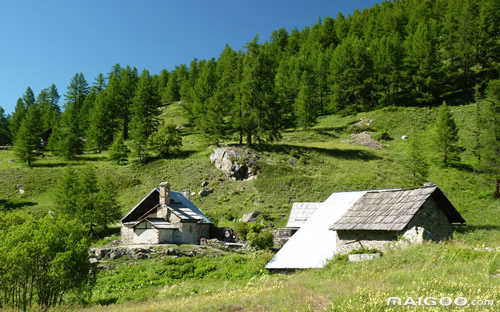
[182,190,191,200]
[158,182,170,219]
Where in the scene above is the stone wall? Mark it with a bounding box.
[121,225,135,244]
[273,228,297,247]
[178,223,210,244]
[335,197,454,254]
[404,197,452,242]
[336,230,398,254]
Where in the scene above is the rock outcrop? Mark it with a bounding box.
[210,147,260,180]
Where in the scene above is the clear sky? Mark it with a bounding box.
[0,0,380,114]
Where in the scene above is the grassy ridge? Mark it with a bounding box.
[75,243,499,312]
[1,103,500,310]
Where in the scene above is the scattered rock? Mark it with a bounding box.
[401,135,408,140]
[210,146,260,180]
[201,181,209,187]
[272,228,296,247]
[350,131,383,149]
[201,238,248,251]
[348,253,382,262]
[354,118,373,127]
[8,159,15,163]
[19,189,25,194]
[288,157,298,166]
[473,247,500,252]
[198,188,213,197]
[241,211,259,223]
[105,240,121,247]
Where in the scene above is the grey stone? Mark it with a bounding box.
[288,158,298,166]
[272,228,297,247]
[209,147,260,180]
[198,188,213,197]
[348,253,381,262]
[241,211,259,223]
[131,252,148,259]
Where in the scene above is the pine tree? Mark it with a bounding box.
[22,87,35,108]
[404,129,429,187]
[129,69,160,162]
[37,88,60,134]
[192,59,220,139]
[148,123,182,158]
[294,68,318,129]
[434,101,460,166]
[109,133,129,165]
[51,73,88,158]
[0,106,10,145]
[86,91,113,152]
[239,37,280,144]
[479,79,500,197]
[55,167,121,234]
[13,105,40,167]
[9,98,26,138]
[329,36,374,113]
[120,66,138,139]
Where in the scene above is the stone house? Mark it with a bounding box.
[121,182,211,245]
[330,186,465,254]
[266,185,465,269]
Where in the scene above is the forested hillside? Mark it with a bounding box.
[1,0,499,157]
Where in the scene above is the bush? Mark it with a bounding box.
[247,231,274,250]
[148,124,182,158]
[375,131,392,141]
[233,222,249,239]
[349,248,381,255]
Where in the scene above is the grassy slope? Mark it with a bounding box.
[1,103,499,311]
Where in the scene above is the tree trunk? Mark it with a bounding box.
[246,133,252,146]
[495,178,500,198]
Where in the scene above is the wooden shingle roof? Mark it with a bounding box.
[329,186,465,231]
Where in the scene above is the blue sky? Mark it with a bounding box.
[0,0,380,114]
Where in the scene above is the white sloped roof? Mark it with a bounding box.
[265,191,367,269]
[286,202,322,228]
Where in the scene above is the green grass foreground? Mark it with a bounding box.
[1,103,500,311]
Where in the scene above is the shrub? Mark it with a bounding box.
[375,131,392,141]
[148,124,182,158]
[349,248,381,255]
[247,231,274,250]
[233,222,249,239]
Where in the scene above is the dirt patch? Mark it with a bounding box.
[350,131,383,149]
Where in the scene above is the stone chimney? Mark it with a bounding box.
[182,190,190,200]
[158,182,170,219]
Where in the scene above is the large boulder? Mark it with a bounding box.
[210,147,260,180]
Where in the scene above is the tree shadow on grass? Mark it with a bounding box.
[140,150,198,165]
[253,143,381,161]
[32,162,69,168]
[94,298,118,306]
[454,224,500,234]
[311,128,339,139]
[449,162,475,173]
[75,155,108,162]
[0,199,37,211]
